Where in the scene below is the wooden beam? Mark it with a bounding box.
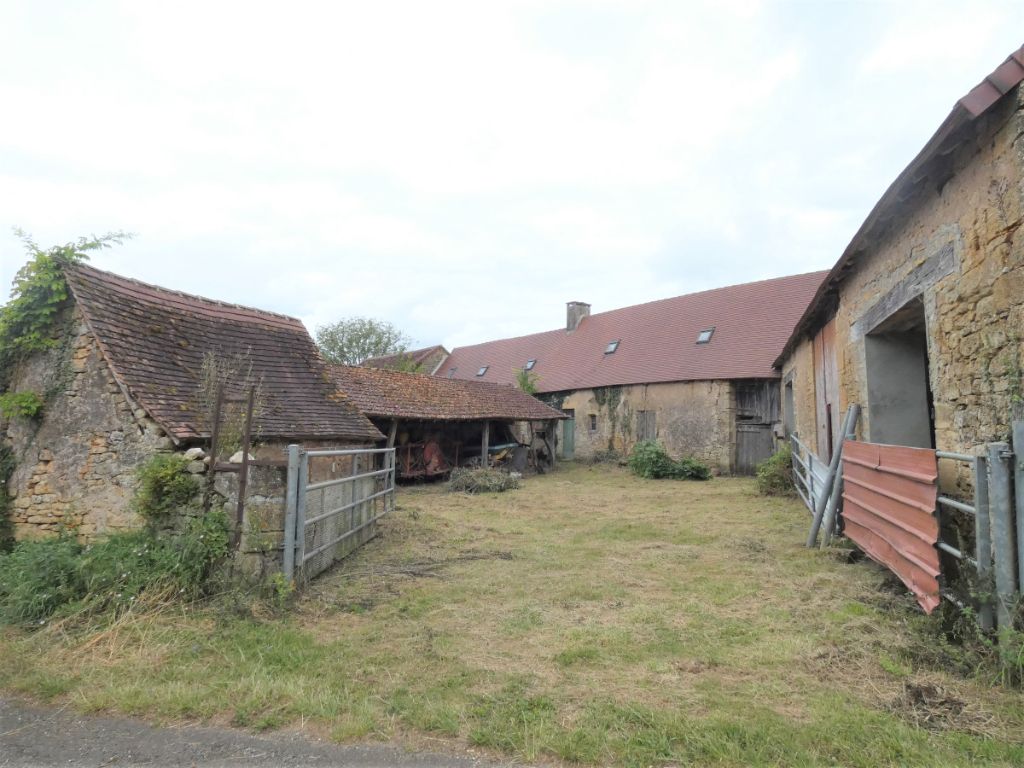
[386,419,399,448]
[481,421,490,469]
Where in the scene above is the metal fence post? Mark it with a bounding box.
[807,404,860,547]
[988,442,1017,630]
[974,454,993,631]
[1013,420,1024,591]
[283,444,300,581]
[295,450,309,579]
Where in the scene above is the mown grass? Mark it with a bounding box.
[2,464,1024,766]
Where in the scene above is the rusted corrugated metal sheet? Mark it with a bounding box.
[841,440,940,613]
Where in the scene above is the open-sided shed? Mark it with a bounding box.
[330,365,566,478]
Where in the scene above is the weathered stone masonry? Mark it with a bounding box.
[4,308,172,539]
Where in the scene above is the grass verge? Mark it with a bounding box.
[2,465,1023,766]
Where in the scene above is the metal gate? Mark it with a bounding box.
[283,446,396,582]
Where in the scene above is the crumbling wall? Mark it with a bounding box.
[3,308,172,539]
[560,380,735,473]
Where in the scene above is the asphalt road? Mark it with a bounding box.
[0,698,516,768]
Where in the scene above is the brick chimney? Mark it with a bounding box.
[566,301,591,332]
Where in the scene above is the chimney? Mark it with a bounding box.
[566,301,591,332]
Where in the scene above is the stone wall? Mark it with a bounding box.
[781,337,819,447]
[780,87,1024,466]
[3,308,172,540]
[557,380,736,473]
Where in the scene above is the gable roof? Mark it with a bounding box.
[775,45,1024,367]
[361,344,448,372]
[439,271,828,393]
[65,264,383,444]
[330,364,566,422]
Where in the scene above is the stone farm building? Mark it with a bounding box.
[330,364,565,478]
[439,273,827,474]
[2,263,382,542]
[775,46,1024,467]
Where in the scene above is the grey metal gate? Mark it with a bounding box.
[283,446,396,582]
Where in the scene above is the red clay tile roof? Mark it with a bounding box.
[65,264,383,444]
[439,271,828,392]
[329,365,566,422]
[361,345,448,372]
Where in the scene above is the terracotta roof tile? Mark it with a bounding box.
[439,271,828,392]
[361,345,448,371]
[330,365,566,422]
[65,264,383,444]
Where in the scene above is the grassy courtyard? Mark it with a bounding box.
[2,464,1023,766]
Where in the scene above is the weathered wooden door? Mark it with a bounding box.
[736,423,775,474]
[735,380,780,474]
[561,409,575,459]
[813,318,840,461]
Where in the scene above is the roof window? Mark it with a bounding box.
[447,367,457,378]
[696,328,715,344]
[476,365,489,376]
[525,359,536,370]
[604,340,620,354]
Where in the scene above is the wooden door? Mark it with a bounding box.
[561,409,575,459]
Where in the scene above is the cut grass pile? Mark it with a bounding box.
[2,464,1023,766]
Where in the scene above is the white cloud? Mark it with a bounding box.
[1,0,1023,349]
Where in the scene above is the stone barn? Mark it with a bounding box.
[329,364,566,477]
[2,263,382,542]
[438,272,826,474]
[775,47,1024,462]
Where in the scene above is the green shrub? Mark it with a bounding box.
[0,534,83,624]
[132,454,200,525]
[755,444,795,496]
[627,441,711,481]
[448,468,521,494]
[0,511,230,626]
[0,391,44,420]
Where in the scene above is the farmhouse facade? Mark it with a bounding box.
[439,273,826,474]
[2,264,381,542]
[775,47,1024,470]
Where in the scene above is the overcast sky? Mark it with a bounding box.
[1,1,1022,351]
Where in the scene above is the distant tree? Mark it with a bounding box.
[315,317,411,365]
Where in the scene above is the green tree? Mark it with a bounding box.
[314,317,411,365]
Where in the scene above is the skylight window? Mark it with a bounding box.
[696,328,715,344]
[476,365,489,376]
[604,340,620,354]
[447,367,457,378]
[525,359,536,371]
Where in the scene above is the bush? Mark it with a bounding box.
[755,445,796,496]
[133,454,200,525]
[627,441,711,481]
[0,535,83,624]
[448,468,521,494]
[0,511,230,625]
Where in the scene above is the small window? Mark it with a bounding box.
[447,367,457,378]
[525,359,536,370]
[476,365,489,377]
[696,327,715,344]
[604,340,620,354]
[589,414,597,431]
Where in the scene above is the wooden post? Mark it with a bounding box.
[481,421,490,469]
[233,387,256,550]
[387,419,399,448]
[202,383,224,512]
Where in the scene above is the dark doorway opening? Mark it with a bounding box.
[864,297,935,448]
